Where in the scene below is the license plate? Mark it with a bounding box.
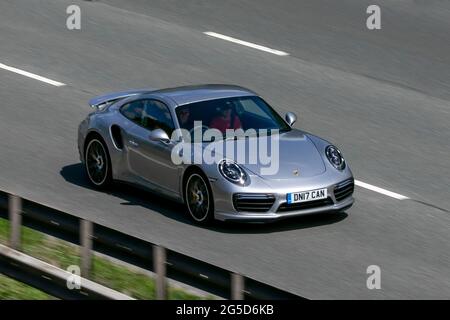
[287,188,328,204]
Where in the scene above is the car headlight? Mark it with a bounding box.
[218,159,248,185]
[325,145,346,170]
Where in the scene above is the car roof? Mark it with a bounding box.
[150,84,257,106]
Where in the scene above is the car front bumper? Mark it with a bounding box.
[214,195,354,222]
[209,171,355,222]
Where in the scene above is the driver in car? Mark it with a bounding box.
[209,102,242,134]
[178,106,192,130]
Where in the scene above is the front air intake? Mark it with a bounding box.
[334,178,354,202]
[233,194,276,212]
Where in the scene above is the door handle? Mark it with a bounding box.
[128,140,139,147]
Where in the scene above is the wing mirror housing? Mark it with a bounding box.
[285,112,297,127]
[149,129,171,144]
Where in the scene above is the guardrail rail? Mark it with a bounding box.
[0,190,302,300]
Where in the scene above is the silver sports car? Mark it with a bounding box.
[78,85,354,223]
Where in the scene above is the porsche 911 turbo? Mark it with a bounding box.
[78,85,354,224]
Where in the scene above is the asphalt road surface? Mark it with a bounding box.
[0,0,449,299]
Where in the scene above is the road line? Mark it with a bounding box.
[0,63,66,87]
[203,32,289,56]
[355,180,409,200]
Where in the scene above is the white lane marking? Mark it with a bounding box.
[0,63,66,87]
[203,32,289,56]
[355,180,409,200]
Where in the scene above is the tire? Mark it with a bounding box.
[184,171,215,224]
[84,136,112,189]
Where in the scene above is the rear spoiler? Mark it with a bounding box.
[89,88,156,110]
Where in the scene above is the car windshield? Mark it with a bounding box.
[175,96,291,140]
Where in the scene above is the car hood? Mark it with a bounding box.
[202,129,326,180]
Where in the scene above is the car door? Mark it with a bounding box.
[123,99,180,195]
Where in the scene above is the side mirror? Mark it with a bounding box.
[285,112,297,127]
[149,129,171,144]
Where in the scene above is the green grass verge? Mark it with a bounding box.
[0,273,56,300]
[0,217,211,300]
[0,217,7,244]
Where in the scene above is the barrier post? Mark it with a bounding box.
[231,273,244,300]
[153,245,167,299]
[80,219,93,277]
[8,194,22,250]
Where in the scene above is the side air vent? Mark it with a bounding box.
[110,125,124,150]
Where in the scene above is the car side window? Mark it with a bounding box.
[120,100,145,125]
[141,99,175,136]
[239,98,271,120]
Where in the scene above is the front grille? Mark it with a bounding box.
[233,194,276,212]
[334,178,354,202]
[277,197,333,212]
